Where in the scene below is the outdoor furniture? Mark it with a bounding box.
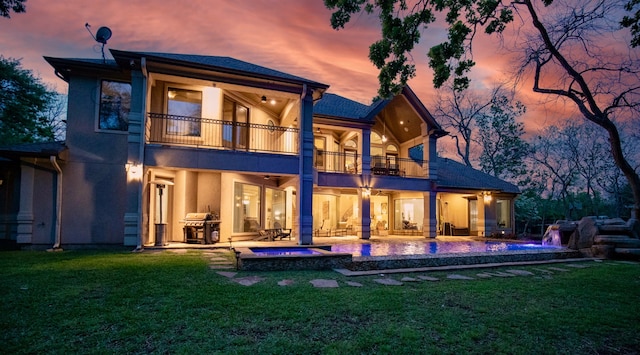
[273,222,292,240]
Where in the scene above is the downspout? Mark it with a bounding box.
[135,57,148,251]
[50,156,63,250]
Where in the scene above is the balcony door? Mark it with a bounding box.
[223,97,249,150]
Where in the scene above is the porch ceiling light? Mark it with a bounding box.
[261,95,267,103]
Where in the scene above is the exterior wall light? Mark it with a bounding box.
[125,162,143,181]
[361,186,371,198]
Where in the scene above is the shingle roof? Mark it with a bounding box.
[437,157,520,194]
[313,93,376,120]
[119,51,328,88]
[0,141,67,158]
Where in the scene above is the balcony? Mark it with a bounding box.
[371,155,428,178]
[314,150,360,174]
[148,113,299,154]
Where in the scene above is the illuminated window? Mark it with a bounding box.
[99,80,131,131]
[166,88,202,136]
[234,182,261,233]
[496,199,511,228]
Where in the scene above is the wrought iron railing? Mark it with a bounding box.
[147,113,299,154]
[371,155,428,178]
[314,150,360,174]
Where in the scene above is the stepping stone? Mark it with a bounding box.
[476,273,493,278]
[374,278,403,286]
[615,261,639,265]
[233,276,265,286]
[401,277,419,282]
[531,268,554,274]
[169,249,188,254]
[310,279,339,288]
[564,264,591,268]
[447,274,475,280]
[486,272,515,277]
[346,281,363,287]
[547,267,570,272]
[278,279,295,286]
[216,271,237,278]
[534,275,554,280]
[418,275,440,281]
[506,269,535,276]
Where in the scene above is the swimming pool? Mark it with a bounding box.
[330,240,563,257]
[249,247,324,256]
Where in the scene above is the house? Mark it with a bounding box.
[0,50,519,249]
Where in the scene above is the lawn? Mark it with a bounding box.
[1,249,639,354]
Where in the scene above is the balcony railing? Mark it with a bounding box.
[314,150,360,174]
[148,113,299,154]
[371,155,428,178]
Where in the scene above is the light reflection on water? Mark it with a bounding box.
[330,241,562,257]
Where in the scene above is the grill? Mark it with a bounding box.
[183,212,220,244]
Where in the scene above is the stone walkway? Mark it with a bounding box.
[163,249,637,288]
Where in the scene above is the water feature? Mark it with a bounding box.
[542,225,562,246]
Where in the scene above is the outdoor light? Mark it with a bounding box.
[361,186,371,198]
[270,99,276,105]
[261,95,267,103]
[125,162,143,181]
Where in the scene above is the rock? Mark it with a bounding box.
[568,217,599,250]
[591,244,615,259]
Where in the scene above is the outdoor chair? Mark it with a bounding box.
[273,222,292,240]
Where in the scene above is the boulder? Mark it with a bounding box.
[568,217,599,250]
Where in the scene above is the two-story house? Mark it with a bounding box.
[0,50,519,249]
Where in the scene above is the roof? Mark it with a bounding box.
[0,141,67,159]
[313,93,374,120]
[437,157,520,194]
[110,50,329,89]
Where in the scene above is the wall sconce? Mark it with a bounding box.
[481,191,492,203]
[125,162,143,181]
[361,186,371,198]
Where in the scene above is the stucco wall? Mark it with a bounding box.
[60,75,128,245]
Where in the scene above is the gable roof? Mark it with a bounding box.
[313,93,373,120]
[110,50,329,89]
[437,157,520,194]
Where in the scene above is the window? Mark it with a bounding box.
[167,88,202,136]
[496,199,511,228]
[99,80,131,131]
[223,97,249,149]
[265,188,286,229]
[394,198,424,230]
[233,182,261,233]
[408,143,423,161]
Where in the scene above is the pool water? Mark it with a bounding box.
[330,241,562,257]
[250,247,323,256]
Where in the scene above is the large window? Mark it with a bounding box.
[265,188,286,229]
[394,198,424,231]
[234,183,261,233]
[496,199,511,228]
[99,80,131,131]
[167,88,202,136]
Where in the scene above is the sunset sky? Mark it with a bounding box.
[0,0,633,136]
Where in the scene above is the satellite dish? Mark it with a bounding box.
[95,26,112,44]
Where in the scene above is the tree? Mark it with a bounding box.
[326,0,640,217]
[0,56,57,144]
[432,84,497,167]
[476,94,528,181]
[0,0,25,18]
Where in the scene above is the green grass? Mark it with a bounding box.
[1,250,639,354]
